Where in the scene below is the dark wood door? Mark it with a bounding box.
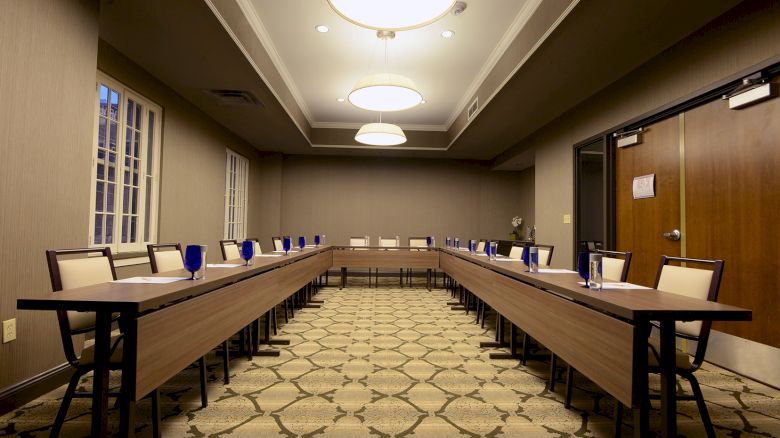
[684,77,780,348]
[616,116,682,287]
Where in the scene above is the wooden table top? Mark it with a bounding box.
[440,248,752,322]
[16,246,332,314]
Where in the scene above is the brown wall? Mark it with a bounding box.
[0,3,282,391]
[279,155,533,245]
[510,1,780,268]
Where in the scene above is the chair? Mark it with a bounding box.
[554,250,633,401]
[147,244,225,400]
[496,240,514,257]
[536,244,554,267]
[476,240,486,253]
[219,239,240,260]
[272,236,283,252]
[45,248,160,438]
[614,256,724,437]
[375,237,401,287]
[406,237,428,286]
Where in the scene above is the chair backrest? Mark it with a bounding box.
[379,237,397,248]
[350,236,368,247]
[536,244,554,267]
[147,243,184,273]
[220,239,240,261]
[476,240,486,252]
[408,237,427,249]
[496,240,514,257]
[272,236,283,251]
[597,249,632,282]
[246,237,262,255]
[46,247,117,366]
[654,255,724,367]
[508,245,524,259]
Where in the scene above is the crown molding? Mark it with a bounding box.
[203,0,312,142]
[236,0,315,123]
[444,0,543,127]
[311,121,448,132]
[445,0,580,151]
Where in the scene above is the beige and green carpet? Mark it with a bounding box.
[1,277,779,437]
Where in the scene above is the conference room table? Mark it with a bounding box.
[331,246,439,290]
[17,245,751,438]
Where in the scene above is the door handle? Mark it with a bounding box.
[662,229,681,241]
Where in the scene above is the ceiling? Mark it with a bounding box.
[245,0,530,129]
[98,0,743,164]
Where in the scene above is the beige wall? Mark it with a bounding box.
[0,2,281,391]
[279,155,532,245]
[513,1,780,268]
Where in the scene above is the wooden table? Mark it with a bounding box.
[331,247,439,290]
[439,248,752,438]
[17,246,752,437]
[17,246,331,437]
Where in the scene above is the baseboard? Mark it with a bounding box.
[0,363,74,416]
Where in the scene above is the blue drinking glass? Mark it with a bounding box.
[522,247,530,268]
[577,251,590,288]
[314,234,321,246]
[241,240,254,266]
[282,236,292,255]
[299,236,306,250]
[184,245,203,280]
[426,236,432,248]
[485,241,491,257]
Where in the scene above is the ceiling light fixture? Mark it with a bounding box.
[348,31,423,112]
[337,97,345,102]
[315,25,330,33]
[441,30,454,38]
[355,122,406,146]
[327,0,455,31]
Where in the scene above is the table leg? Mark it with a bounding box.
[426,269,431,291]
[92,311,112,437]
[119,314,137,438]
[659,320,677,437]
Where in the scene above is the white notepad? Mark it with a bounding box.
[255,254,283,257]
[113,276,188,284]
[494,258,522,262]
[206,263,243,268]
[577,281,651,290]
[538,269,578,274]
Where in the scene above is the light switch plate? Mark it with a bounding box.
[563,214,572,224]
[3,318,16,343]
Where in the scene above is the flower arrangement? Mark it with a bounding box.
[510,217,523,239]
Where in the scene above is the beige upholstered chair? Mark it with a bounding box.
[536,244,554,267]
[508,245,524,259]
[349,236,368,247]
[476,240,486,253]
[613,256,724,437]
[220,239,241,260]
[46,248,160,438]
[272,236,283,252]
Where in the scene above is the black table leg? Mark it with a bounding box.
[659,320,677,438]
[92,311,112,437]
[119,314,137,438]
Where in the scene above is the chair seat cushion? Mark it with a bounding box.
[647,338,692,371]
[79,337,124,369]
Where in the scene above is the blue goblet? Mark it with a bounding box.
[299,236,306,250]
[282,236,292,255]
[485,241,491,257]
[184,245,203,280]
[426,236,432,248]
[522,247,530,270]
[577,251,591,288]
[241,240,254,266]
[314,234,321,246]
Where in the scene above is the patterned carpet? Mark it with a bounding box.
[1,276,779,437]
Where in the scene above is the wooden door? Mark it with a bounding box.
[616,116,682,287]
[684,77,780,348]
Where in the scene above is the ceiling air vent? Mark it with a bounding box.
[467,96,479,121]
[203,89,263,107]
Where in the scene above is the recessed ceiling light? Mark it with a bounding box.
[315,25,330,33]
[337,98,345,102]
[441,30,454,38]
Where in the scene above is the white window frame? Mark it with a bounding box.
[224,149,249,240]
[88,72,162,253]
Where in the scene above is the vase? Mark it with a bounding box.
[510,232,520,240]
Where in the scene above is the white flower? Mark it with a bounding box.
[511,216,523,227]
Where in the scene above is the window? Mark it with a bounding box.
[89,73,162,253]
[224,149,249,240]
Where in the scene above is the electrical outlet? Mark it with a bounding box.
[563,214,572,224]
[3,319,16,343]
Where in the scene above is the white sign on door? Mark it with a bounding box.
[633,174,655,199]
